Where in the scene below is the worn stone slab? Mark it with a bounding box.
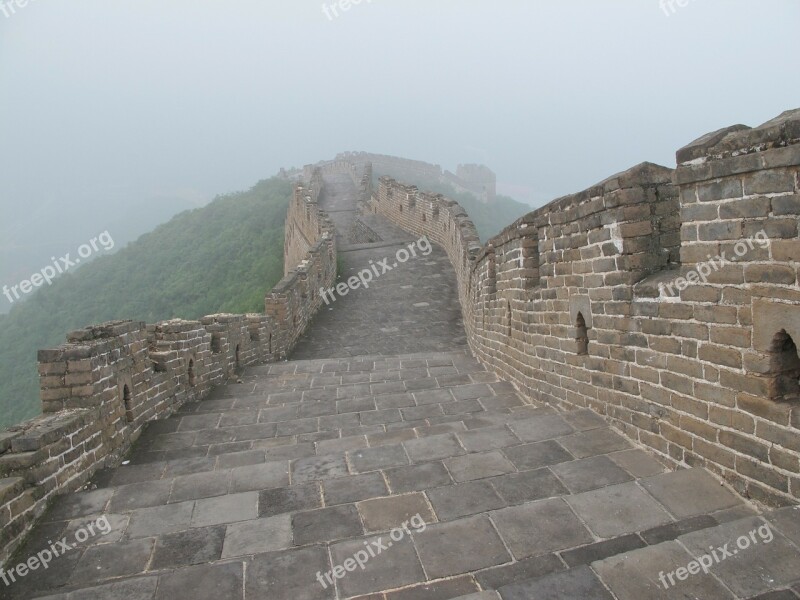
[324,472,388,505]
[413,515,511,578]
[508,415,574,443]
[259,483,322,517]
[292,454,349,483]
[428,480,506,521]
[557,428,631,458]
[444,451,516,482]
[489,468,569,506]
[639,468,742,519]
[157,561,245,600]
[192,492,258,527]
[593,540,735,600]
[293,504,364,545]
[386,462,453,493]
[475,553,565,590]
[566,481,673,538]
[503,440,573,471]
[69,576,159,600]
[330,534,425,597]
[679,516,800,598]
[492,498,593,559]
[550,455,633,494]
[349,445,409,473]
[222,515,292,558]
[456,426,520,453]
[357,493,435,533]
[404,434,465,462]
[151,525,226,569]
[499,565,615,600]
[70,538,154,585]
[384,576,481,600]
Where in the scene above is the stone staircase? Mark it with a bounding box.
[5,350,798,599]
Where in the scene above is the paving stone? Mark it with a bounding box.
[402,404,444,421]
[107,462,166,486]
[222,515,292,558]
[375,393,416,410]
[46,488,113,522]
[192,492,258,527]
[404,434,465,462]
[679,516,800,598]
[349,445,409,473]
[766,505,800,547]
[62,513,128,546]
[163,456,217,477]
[109,480,172,512]
[427,481,506,521]
[456,426,520,453]
[292,454,349,482]
[508,415,574,443]
[386,462,453,494]
[361,409,403,426]
[492,498,593,559]
[503,440,573,471]
[499,565,614,600]
[151,525,226,569]
[557,428,631,458]
[170,471,230,502]
[229,462,290,493]
[561,409,607,431]
[157,561,245,600]
[415,422,467,437]
[607,448,666,478]
[413,389,455,405]
[475,553,565,590]
[357,493,435,533]
[450,593,500,600]
[560,533,646,567]
[298,402,339,418]
[441,400,483,417]
[479,394,524,411]
[450,383,493,400]
[264,442,316,461]
[593,540,735,600]
[368,429,418,447]
[639,468,742,519]
[444,451,516,482]
[69,576,159,600]
[413,515,511,578]
[70,538,154,585]
[339,397,377,414]
[317,435,368,454]
[640,514,718,545]
[217,449,266,469]
[259,483,322,517]
[324,473,388,505]
[126,502,195,538]
[384,575,480,599]
[293,504,364,545]
[489,468,569,505]
[330,534,425,597]
[550,455,633,493]
[566,482,673,538]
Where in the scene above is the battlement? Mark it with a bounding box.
[0,170,338,563]
[367,108,800,508]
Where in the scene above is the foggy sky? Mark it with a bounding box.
[1,0,798,306]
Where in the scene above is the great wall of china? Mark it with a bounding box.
[0,109,798,594]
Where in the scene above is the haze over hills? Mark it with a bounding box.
[0,165,529,428]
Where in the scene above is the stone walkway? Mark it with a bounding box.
[4,172,799,600]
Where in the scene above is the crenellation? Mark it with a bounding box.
[0,168,338,564]
[366,108,800,509]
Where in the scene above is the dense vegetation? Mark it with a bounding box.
[0,178,294,428]
[0,170,529,429]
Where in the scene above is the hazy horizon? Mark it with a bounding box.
[1,0,799,313]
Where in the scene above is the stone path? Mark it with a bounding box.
[4,171,799,599]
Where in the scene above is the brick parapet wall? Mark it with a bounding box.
[0,171,337,564]
[366,109,800,509]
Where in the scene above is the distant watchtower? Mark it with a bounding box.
[456,164,497,203]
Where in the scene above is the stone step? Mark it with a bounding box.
[492,506,800,600]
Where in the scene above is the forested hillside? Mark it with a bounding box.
[0,178,294,428]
